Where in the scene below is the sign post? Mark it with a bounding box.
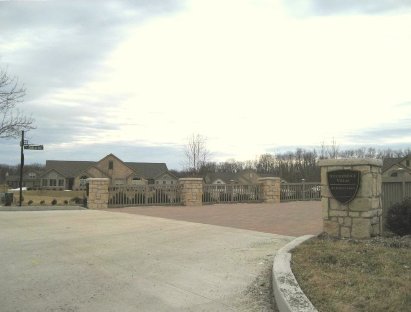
[19,131,44,206]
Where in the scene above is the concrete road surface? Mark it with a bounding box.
[0,210,294,311]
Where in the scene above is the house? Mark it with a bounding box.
[204,170,260,185]
[382,154,411,181]
[39,154,177,190]
[5,171,42,189]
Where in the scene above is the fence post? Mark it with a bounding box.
[258,177,281,203]
[86,178,109,209]
[319,158,383,239]
[179,178,203,206]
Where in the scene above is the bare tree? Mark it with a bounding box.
[0,68,35,138]
[184,134,210,173]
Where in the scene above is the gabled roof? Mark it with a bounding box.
[154,170,178,180]
[126,162,168,179]
[43,155,169,180]
[204,171,256,184]
[45,160,96,178]
[382,155,411,173]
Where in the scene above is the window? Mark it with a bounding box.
[80,176,88,186]
[50,179,57,186]
[171,181,174,185]
[58,179,64,186]
[42,179,48,186]
[163,181,166,184]
[109,160,113,170]
[391,172,398,177]
[407,160,410,167]
[114,179,125,185]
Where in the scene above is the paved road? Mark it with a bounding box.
[0,210,294,311]
[106,201,323,237]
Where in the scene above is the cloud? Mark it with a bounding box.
[283,0,411,17]
[0,0,183,99]
[345,120,411,143]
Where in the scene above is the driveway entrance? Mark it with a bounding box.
[106,201,323,237]
[0,210,293,311]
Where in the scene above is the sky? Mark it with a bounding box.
[1,0,411,170]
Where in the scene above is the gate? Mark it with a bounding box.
[382,181,411,210]
[280,182,321,202]
[108,185,181,207]
[202,184,262,204]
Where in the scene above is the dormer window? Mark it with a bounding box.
[109,160,113,170]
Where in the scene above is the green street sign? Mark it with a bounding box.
[24,144,44,150]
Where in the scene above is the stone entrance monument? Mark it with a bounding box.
[319,158,383,239]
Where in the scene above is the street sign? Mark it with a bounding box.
[24,144,44,150]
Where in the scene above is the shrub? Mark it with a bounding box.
[71,197,82,204]
[51,199,57,205]
[40,200,45,205]
[64,200,68,205]
[386,198,411,236]
[28,200,33,205]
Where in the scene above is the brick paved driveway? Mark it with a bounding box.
[106,201,322,236]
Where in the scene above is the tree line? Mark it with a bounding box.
[181,145,411,182]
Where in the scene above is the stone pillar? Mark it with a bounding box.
[319,159,383,239]
[87,178,109,209]
[179,178,203,206]
[259,177,281,203]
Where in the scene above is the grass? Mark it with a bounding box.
[291,235,411,312]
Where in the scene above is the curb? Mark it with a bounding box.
[272,235,318,312]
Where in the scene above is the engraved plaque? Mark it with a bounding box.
[327,170,360,204]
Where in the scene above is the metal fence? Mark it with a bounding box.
[203,184,262,204]
[280,182,321,202]
[108,185,181,207]
[382,181,411,211]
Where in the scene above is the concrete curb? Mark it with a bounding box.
[272,235,318,312]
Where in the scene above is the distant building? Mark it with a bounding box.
[382,154,411,181]
[204,170,260,185]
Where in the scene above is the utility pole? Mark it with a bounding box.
[19,130,24,206]
[18,131,43,206]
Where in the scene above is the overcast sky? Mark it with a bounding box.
[1,0,411,169]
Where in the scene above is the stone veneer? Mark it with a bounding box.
[258,177,281,204]
[87,178,110,209]
[319,158,383,239]
[179,178,203,206]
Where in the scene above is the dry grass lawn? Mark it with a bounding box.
[10,190,86,206]
[291,235,411,312]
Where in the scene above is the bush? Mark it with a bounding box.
[71,197,83,204]
[51,199,57,205]
[28,200,33,205]
[40,200,45,205]
[64,200,68,205]
[386,198,411,236]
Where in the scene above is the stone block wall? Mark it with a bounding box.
[319,159,383,239]
[87,178,109,209]
[259,177,281,203]
[179,178,203,206]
